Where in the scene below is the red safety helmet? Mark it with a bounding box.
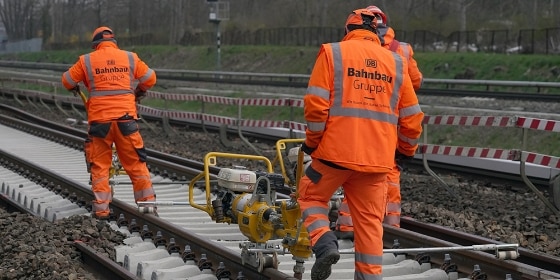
[345,8,378,34]
[91,26,115,48]
[365,5,387,25]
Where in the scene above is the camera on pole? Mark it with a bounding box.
[206,1,229,72]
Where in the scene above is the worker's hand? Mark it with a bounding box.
[70,85,80,97]
[300,142,316,155]
[395,150,414,171]
[134,87,146,102]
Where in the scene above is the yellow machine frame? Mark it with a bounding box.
[188,151,312,276]
[270,138,305,187]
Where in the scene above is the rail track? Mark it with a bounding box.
[1,61,560,101]
[1,61,560,279]
[1,105,560,280]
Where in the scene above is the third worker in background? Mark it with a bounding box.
[334,5,424,241]
[369,5,423,90]
[297,8,424,280]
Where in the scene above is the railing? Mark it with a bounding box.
[2,77,560,215]
[2,60,560,94]
[420,115,560,215]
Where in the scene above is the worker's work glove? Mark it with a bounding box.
[395,150,414,171]
[300,142,316,155]
[70,85,80,97]
[134,87,146,102]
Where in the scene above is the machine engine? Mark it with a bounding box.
[210,165,311,271]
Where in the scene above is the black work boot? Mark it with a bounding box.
[311,231,340,280]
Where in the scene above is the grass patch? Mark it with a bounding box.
[142,92,305,123]
[2,45,560,155]
[3,46,560,83]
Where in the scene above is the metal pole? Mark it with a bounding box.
[339,243,519,258]
[216,21,221,72]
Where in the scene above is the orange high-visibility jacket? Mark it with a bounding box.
[304,29,424,173]
[377,25,423,90]
[61,41,156,122]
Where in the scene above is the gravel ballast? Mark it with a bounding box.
[1,89,559,279]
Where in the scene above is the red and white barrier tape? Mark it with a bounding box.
[423,115,516,127]
[517,117,560,132]
[419,144,518,160]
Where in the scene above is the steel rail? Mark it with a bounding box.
[1,101,553,196]
[2,103,560,279]
[398,217,560,277]
[0,148,290,280]
[383,224,560,280]
[1,60,560,97]
[74,241,138,280]
[1,129,559,279]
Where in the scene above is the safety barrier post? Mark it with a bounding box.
[219,124,233,148]
[201,97,208,134]
[160,95,171,135]
[518,125,560,216]
[135,104,157,133]
[52,95,71,117]
[160,96,178,136]
[288,99,296,139]
[421,123,458,199]
[236,99,262,156]
[70,100,84,119]
[39,86,54,112]
[25,91,38,109]
[420,115,560,215]
[12,88,25,107]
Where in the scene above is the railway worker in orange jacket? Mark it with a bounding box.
[297,9,424,280]
[368,5,423,91]
[370,4,424,229]
[334,5,425,237]
[61,26,157,219]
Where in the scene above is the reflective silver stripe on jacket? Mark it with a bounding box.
[139,68,155,84]
[398,131,419,146]
[84,51,136,98]
[89,89,135,96]
[306,121,325,132]
[400,42,410,60]
[329,43,402,125]
[399,104,422,118]
[62,72,78,87]
[305,86,330,131]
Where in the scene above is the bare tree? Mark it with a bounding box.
[0,0,37,40]
[455,0,475,32]
[0,0,557,47]
[170,0,182,44]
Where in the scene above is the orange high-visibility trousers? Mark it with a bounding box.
[384,162,401,227]
[298,160,387,278]
[335,196,352,233]
[337,161,402,231]
[88,120,155,217]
